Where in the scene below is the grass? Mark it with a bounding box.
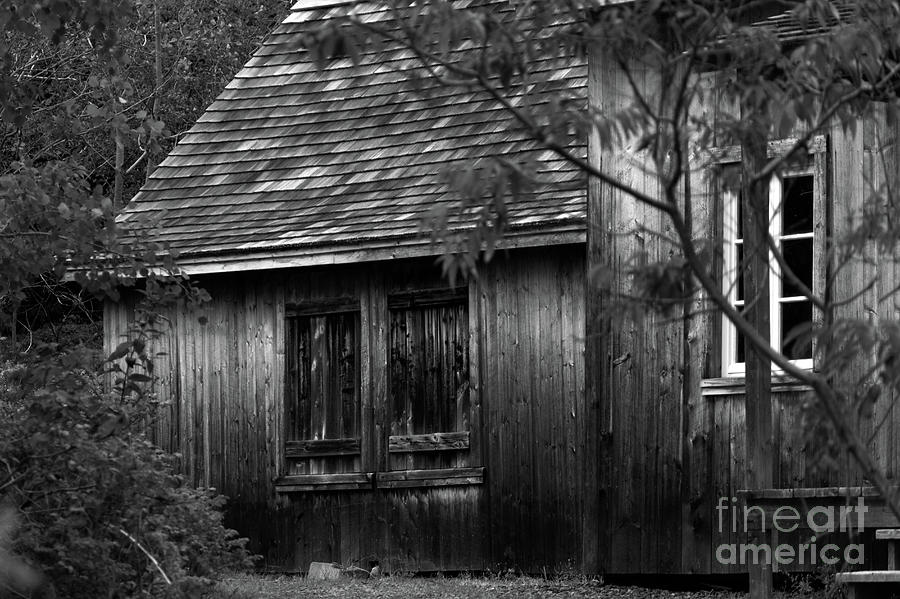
[215,573,753,599]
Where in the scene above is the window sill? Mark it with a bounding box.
[275,472,373,492]
[275,467,484,493]
[701,374,812,397]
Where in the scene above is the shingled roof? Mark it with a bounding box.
[753,1,854,44]
[119,0,587,275]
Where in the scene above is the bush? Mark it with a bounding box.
[0,337,254,598]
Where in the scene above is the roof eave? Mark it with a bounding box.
[167,223,585,276]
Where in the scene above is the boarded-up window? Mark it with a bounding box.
[388,292,469,436]
[285,308,360,474]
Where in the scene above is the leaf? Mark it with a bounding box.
[107,341,131,362]
[94,412,128,439]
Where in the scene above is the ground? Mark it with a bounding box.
[217,574,819,598]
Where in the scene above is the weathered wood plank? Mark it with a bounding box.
[254,279,268,499]
[830,114,869,487]
[376,467,484,489]
[376,467,483,481]
[359,270,375,473]
[739,486,888,500]
[276,482,372,492]
[370,271,389,473]
[273,282,286,480]
[836,571,900,583]
[276,472,372,487]
[700,376,812,395]
[706,136,827,164]
[388,432,469,453]
[286,298,359,316]
[377,477,483,489]
[285,438,361,458]
[208,299,222,489]
[467,274,483,471]
[387,288,467,309]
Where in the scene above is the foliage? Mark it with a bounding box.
[0,0,283,196]
[218,572,744,599]
[0,0,282,344]
[785,565,846,599]
[0,156,211,353]
[0,0,133,123]
[0,321,254,598]
[0,0,278,596]
[0,120,236,597]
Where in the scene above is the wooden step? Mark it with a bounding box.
[836,571,900,599]
[836,570,900,583]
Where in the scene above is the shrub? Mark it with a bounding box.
[0,336,254,598]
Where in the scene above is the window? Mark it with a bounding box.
[284,303,361,475]
[388,289,470,471]
[277,286,482,493]
[720,140,825,376]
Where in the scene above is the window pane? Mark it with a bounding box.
[782,175,814,235]
[736,243,744,301]
[736,322,745,364]
[390,300,469,436]
[781,301,813,360]
[781,238,813,297]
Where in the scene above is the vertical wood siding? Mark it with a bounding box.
[688,385,821,574]
[104,245,586,572]
[588,49,686,574]
[477,247,587,571]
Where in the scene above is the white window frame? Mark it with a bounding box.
[719,138,826,377]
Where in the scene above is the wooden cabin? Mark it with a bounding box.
[107,0,589,574]
[106,0,900,579]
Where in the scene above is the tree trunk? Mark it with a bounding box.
[742,120,774,599]
[114,126,124,205]
[146,0,162,178]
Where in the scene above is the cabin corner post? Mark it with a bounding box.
[741,116,775,599]
[582,37,606,576]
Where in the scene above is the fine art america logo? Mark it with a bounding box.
[715,496,867,566]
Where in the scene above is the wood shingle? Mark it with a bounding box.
[119,0,587,273]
